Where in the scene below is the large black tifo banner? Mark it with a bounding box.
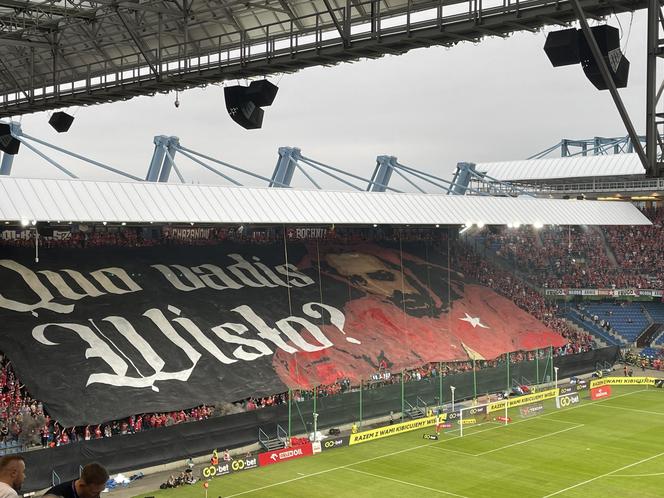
[0,239,566,426]
[19,346,620,492]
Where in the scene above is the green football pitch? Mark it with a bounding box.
[134,386,664,498]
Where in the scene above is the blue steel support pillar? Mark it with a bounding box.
[158,136,179,182]
[368,155,395,192]
[449,162,476,195]
[270,147,301,187]
[146,135,169,181]
[0,153,13,175]
[1,122,22,176]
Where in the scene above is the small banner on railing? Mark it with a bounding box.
[544,288,663,298]
[320,436,349,451]
[486,388,559,413]
[349,416,437,445]
[589,376,659,388]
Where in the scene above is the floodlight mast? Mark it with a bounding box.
[569,0,648,172]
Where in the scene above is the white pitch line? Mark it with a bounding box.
[588,404,664,416]
[474,424,584,456]
[224,389,649,497]
[609,472,664,478]
[542,450,664,497]
[344,467,470,498]
[540,418,587,425]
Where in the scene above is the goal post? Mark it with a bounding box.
[458,400,508,436]
[456,387,559,436]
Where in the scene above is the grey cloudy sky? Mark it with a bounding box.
[9,10,649,191]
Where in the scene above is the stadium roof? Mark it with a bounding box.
[0,0,649,117]
[476,154,646,183]
[0,177,650,226]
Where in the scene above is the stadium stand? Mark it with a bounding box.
[1,208,662,458]
[578,302,649,344]
[560,309,621,347]
[479,206,664,289]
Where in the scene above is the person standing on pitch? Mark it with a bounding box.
[42,463,109,498]
[0,456,25,498]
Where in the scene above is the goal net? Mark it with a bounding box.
[436,387,558,437]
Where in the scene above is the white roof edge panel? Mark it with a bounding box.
[0,177,651,226]
[476,154,646,182]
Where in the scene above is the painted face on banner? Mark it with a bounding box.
[272,242,564,387]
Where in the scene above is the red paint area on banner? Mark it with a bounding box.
[273,283,566,387]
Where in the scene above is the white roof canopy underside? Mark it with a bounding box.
[0,177,650,226]
[476,154,646,182]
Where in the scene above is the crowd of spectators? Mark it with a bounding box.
[0,351,218,449]
[480,206,664,290]
[0,325,589,455]
[603,206,664,288]
[0,224,449,250]
[483,227,547,272]
[1,214,655,455]
[454,248,594,356]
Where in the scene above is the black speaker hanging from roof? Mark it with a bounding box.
[0,123,20,155]
[224,80,278,130]
[49,111,75,133]
[544,24,630,91]
[224,86,264,130]
[247,80,279,107]
[578,25,629,90]
[544,28,581,67]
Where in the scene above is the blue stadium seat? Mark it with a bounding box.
[562,310,622,346]
[580,302,649,345]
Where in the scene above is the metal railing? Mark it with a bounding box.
[1,0,645,115]
[276,424,288,445]
[472,177,664,196]
[257,427,270,450]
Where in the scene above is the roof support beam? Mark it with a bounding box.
[0,0,98,20]
[0,58,30,100]
[0,36,50,47]
[570,0,649,172]
[78,24,120,70]
[351,0,368,18]
[277,0,304,30]
[218,1,245,33]
[322,0,350,47]
[117,9,160,77]
[84,0,182,17]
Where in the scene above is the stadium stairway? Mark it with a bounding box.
[636,323,664,347]
[403,400,426,419]
[581,303,649,346]
[654,330,664,346]
[594,227,619,268]
[562,310,621,347]
[561,319,606,348]
[258,427,286,452]
[640,303,664,346]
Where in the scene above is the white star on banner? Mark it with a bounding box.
[459,313,489,329]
